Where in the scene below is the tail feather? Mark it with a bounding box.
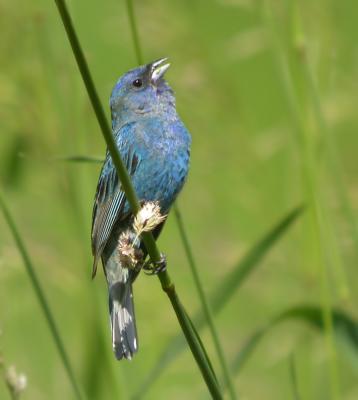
[109,282,138,360]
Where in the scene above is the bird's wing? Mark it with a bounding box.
[91,145,140,278]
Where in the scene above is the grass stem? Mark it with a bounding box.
[124,0,143,64]
[0,192,83,400]
[263,2,341,397]
[51,0,222,397]
[174,205,237,399]
[124,0,234,395]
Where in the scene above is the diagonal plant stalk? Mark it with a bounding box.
[133,206,304,398]
[0,192,83,400]
[123,0,236,397]
[174,205,237,399]
[52,0,222,398]
[60,153,310,399]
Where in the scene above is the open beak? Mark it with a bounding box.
[150,57,170,83]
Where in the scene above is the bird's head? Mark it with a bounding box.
[110,58,175,127]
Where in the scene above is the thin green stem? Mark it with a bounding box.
[124,0,143,64]
[263,1,340,398]
[125,1,233,395]
[290,8,341,399]
[52,0,221,397]
[0,192,83,400]
[53,0,140,213]
[125,1,232,395]
[132,206,303,399]
[54,155,104,163]
[164,285,222,399]
[299,46,350,300]
[174,205,237,399]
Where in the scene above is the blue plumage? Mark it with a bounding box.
[91,58,191,360]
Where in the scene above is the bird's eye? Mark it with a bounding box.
[132,78,143,88]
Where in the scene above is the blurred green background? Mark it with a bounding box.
[1,0,358,398]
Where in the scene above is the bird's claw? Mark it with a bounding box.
[143,253,167,275]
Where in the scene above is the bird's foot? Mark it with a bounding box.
[143,253,167,275]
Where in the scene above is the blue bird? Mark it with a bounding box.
[91,58,191,360]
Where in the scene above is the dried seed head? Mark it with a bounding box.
[117,230,143,269]
[133,201,166,236]
[5,366,27,396]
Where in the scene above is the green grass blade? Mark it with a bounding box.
[182,306,220,386]
[125,0,143,64]
[0,191,83,400]
[81,317,122,399]
[165,288,223,399]
[54,155,104,163]
[132,205,304,398]
[181,306,222,397]
[230,328,265,376]
[274,306,358,347]
[232,304,358,375]
[263,3,342,396]
[208,205,304,317]
[174,205,237,398]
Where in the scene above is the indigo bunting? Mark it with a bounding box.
[91,58,191,360]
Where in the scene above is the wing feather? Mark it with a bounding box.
[91,149,140,277]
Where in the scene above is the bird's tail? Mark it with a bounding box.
[108,280,138,360]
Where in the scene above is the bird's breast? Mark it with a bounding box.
[133,135,190,213]
[117,116,191,215]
